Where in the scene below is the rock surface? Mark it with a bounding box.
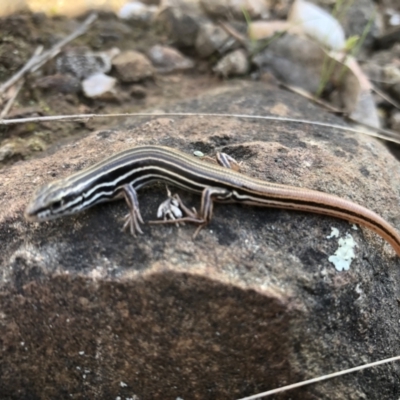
[1,82,400,399]
[157,0,208,47]
[112,50,154,82]
[34,73,82,94]
[213,49,249,77]
[200,0,270,19]
[82,72,118,99]
[147,45,194,73]
[195,22,235,58]
[253,34,326,93]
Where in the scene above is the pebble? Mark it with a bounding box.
[389,13,400,26]
[56,47,120,80]
[288,0,345,51]
[118,1,158,21]
[213,49,249,77]
[34,74,81,94]
[201,0,270,20]
[112,50,154,82]
[195,22,235,58]
[156,0,208,47]
[147,45,194,73]
[82,73,117,99]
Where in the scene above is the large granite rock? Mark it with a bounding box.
[1,81,400,399]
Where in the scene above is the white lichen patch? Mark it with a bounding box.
[326,227,339,239]
[328,233,357,271]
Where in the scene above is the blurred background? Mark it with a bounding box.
[0,0,127,16]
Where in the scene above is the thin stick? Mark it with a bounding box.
[237,355,400,400]
[31,12,98,73]
[0,79,25,118]
[0,46,43,95]
[0,111,399,144]
[279,82,344,113]
[0,13,97,95]
[218,20,249,48]
[372,84,400,110]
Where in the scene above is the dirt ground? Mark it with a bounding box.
[0,11,223,166]
[1,1,400,167]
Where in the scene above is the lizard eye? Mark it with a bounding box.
[51,200,65,210]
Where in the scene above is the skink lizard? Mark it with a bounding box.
[25,145,400,256]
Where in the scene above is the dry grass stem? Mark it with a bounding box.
[237,355,400,400]
[0,46,43,96]
[0,79,25,118]
[372,85,400,110]
[0,111,399,144]
[0,13,97,96]
[218,20,250,48]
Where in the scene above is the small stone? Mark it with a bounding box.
[56,47,120,80]
[118,1,158,21]
[147,45,194,73]
[288,0,345,51]
[112,50,154,82]
[195,22,235,58]
[201,0,270,20]
[34,74,81,94]
[390,13,400,26]
[82,73,117,99]
[157,0,208,47]
[213,49,249,77]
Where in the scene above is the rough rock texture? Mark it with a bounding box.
[213,49,249,77]
[200,0,270,19]
[112,50,154,82]
[1,82,400,399]
[253,34,327,94]
[147,45,195,73]
[195,22,235,58]
[157,0,209,47]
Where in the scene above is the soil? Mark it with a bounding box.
[0,11,222,166]
[1,3,400,166]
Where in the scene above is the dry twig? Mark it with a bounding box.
[0,111,399,144]
[31,12,98,73]
[0,79,25,118]
[279,82,344,113]
[218,20,249,49]
[372,84,400,110]
[0,13,97,96]
[0,46,43,97]
[237,355,400,399]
